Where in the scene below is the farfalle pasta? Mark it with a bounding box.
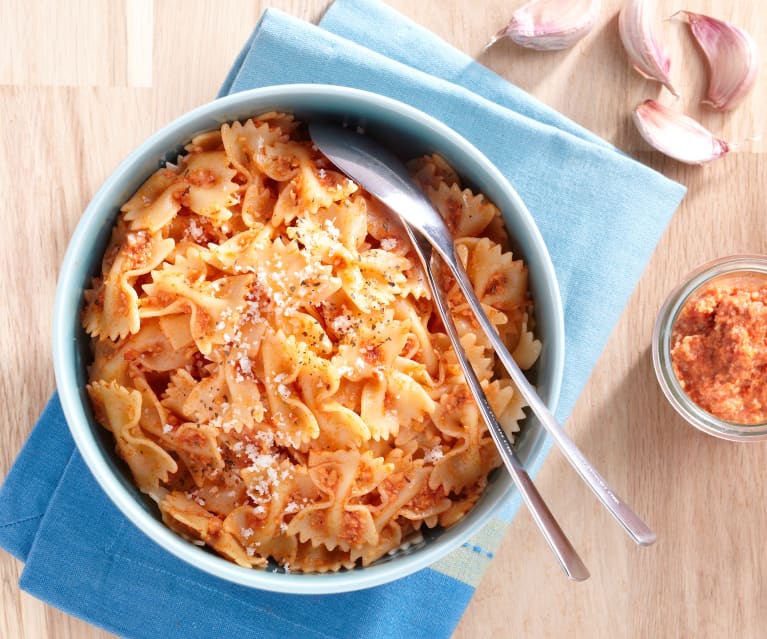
[83,113,541,572]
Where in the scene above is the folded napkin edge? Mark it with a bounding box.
[227,7,687,201]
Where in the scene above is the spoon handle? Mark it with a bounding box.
[446,250,656,547]
[407,226,589,581]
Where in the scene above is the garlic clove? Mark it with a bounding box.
[618,0,678,96]
[632,100,729,164]
[676,11,759,111]
[485,0,600,52]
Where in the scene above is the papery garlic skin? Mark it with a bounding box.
[485,0,600,51]
[678,11,759,111]
[618,0,678,96]
[633,100,729,164]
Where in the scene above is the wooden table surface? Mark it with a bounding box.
[1,1,765,637]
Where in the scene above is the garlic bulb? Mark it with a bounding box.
[632,100,729,164]
[677,11,759,111]
[485,0,600,52]
[618,0,678,96]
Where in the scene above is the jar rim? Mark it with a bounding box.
[652,254,767,441]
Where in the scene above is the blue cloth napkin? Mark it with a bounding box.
[0,2,686,638]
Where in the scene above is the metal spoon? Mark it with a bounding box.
[404,223,589,580]
[309,122,656,548]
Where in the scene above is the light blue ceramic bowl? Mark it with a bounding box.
[53,84,564,594]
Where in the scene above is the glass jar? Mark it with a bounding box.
[652,255,767,442]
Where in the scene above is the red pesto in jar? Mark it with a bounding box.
[670,275,767,425]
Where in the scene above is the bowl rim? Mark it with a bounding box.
[652,254,767,441]
[53,83,565,593]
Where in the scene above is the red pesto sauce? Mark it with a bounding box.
[670,275,767,425]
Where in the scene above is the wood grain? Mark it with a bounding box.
[1,1,765,638]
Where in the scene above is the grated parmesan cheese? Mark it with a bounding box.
[423,447,444,464]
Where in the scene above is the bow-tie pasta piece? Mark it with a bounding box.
[120,168,185,232]
[428,386,502,495]
[83,225,175,340]
[287,450,392,552]
[425,179,499,238]
[159,492,262,568]
[179,151,239,220]
[87,380,177,498]
[407,154,461,191]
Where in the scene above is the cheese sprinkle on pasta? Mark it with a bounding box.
[83,114,541,572]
